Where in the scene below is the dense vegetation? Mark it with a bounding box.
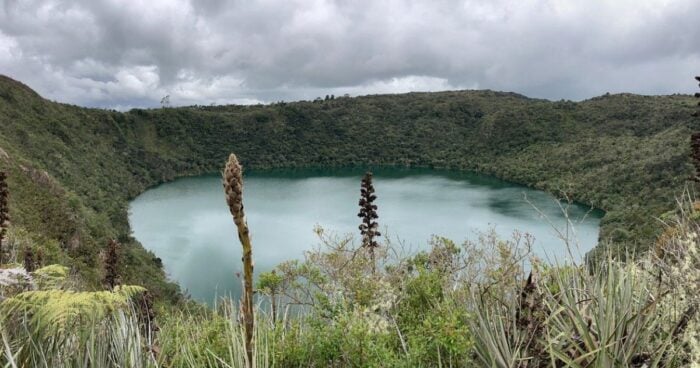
[0,75,696,293]
[0,74,698,366]
[0,178,698,367]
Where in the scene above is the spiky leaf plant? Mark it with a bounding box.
[543,259,667,367]
[470,245,700,368]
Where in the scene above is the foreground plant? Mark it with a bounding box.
[358,171,380,273]
[223,153,255,367]
[0,278,149,367]
[691,76,700,180]
[22,246,35,272]
[470,196,700,368]
[0,171,8,264]
[104,239,121,290]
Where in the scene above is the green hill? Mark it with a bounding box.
[0,74,695,298]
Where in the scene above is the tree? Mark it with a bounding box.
[160,95,170,108]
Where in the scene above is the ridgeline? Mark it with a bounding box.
[0,75,695,299]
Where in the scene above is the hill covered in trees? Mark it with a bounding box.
[0,74,696,297]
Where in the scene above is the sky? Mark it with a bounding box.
[0,0,698,109]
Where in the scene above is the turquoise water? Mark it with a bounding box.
[129,168,602,302]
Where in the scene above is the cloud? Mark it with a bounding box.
[0,0,698,109]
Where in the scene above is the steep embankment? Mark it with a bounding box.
[0,75,695,298]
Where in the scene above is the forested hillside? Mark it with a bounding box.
[0,74,696,297]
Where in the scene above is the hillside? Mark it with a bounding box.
[0,74,696,297]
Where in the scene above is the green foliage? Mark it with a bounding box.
[0,285,148,367]
[0,75,696,301]
[0,208,697,367]
[2,285,145,331]
[32,264,69,289]
[0,74,698,366]
[278,310,401,368]
[399,283,473,366]
[469,196,700,367]
[156,309,231,367]
[257,271,283,293]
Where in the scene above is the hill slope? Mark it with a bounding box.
[0,75,696,297]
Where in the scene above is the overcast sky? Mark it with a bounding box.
[0,0,698,109]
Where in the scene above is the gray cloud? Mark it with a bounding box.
[0,0,698,109]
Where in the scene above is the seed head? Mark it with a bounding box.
[693,77,700,180]
[358,171,380,250]
[223,154,245,228]
[222,153,255,366]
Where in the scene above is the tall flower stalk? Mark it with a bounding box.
[691,133,700,182]
[23,247,35,272]
[693,76,700,118]
[692,77,700,181]
[223,153,255,367]
[358,171,380,273]
[103,239,120,290]
[0,171,9,265]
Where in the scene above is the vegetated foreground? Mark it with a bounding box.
[0,74,698,366]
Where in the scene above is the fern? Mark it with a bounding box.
[32,264,69,289]
[0,285,146,367]
[2,285,144,328]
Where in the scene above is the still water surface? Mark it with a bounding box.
[129,168,602,302]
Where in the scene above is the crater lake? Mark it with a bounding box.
[129,168,603,302]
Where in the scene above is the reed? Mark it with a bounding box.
[223,153,255,367]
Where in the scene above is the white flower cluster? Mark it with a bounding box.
[677,231,699,366]
[335,279,398,335]
[351,307,391,334]
[0,267,35,298]
[369,279,397,313]
[658,228,700,366]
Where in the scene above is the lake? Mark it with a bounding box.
[129,168,602,302]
